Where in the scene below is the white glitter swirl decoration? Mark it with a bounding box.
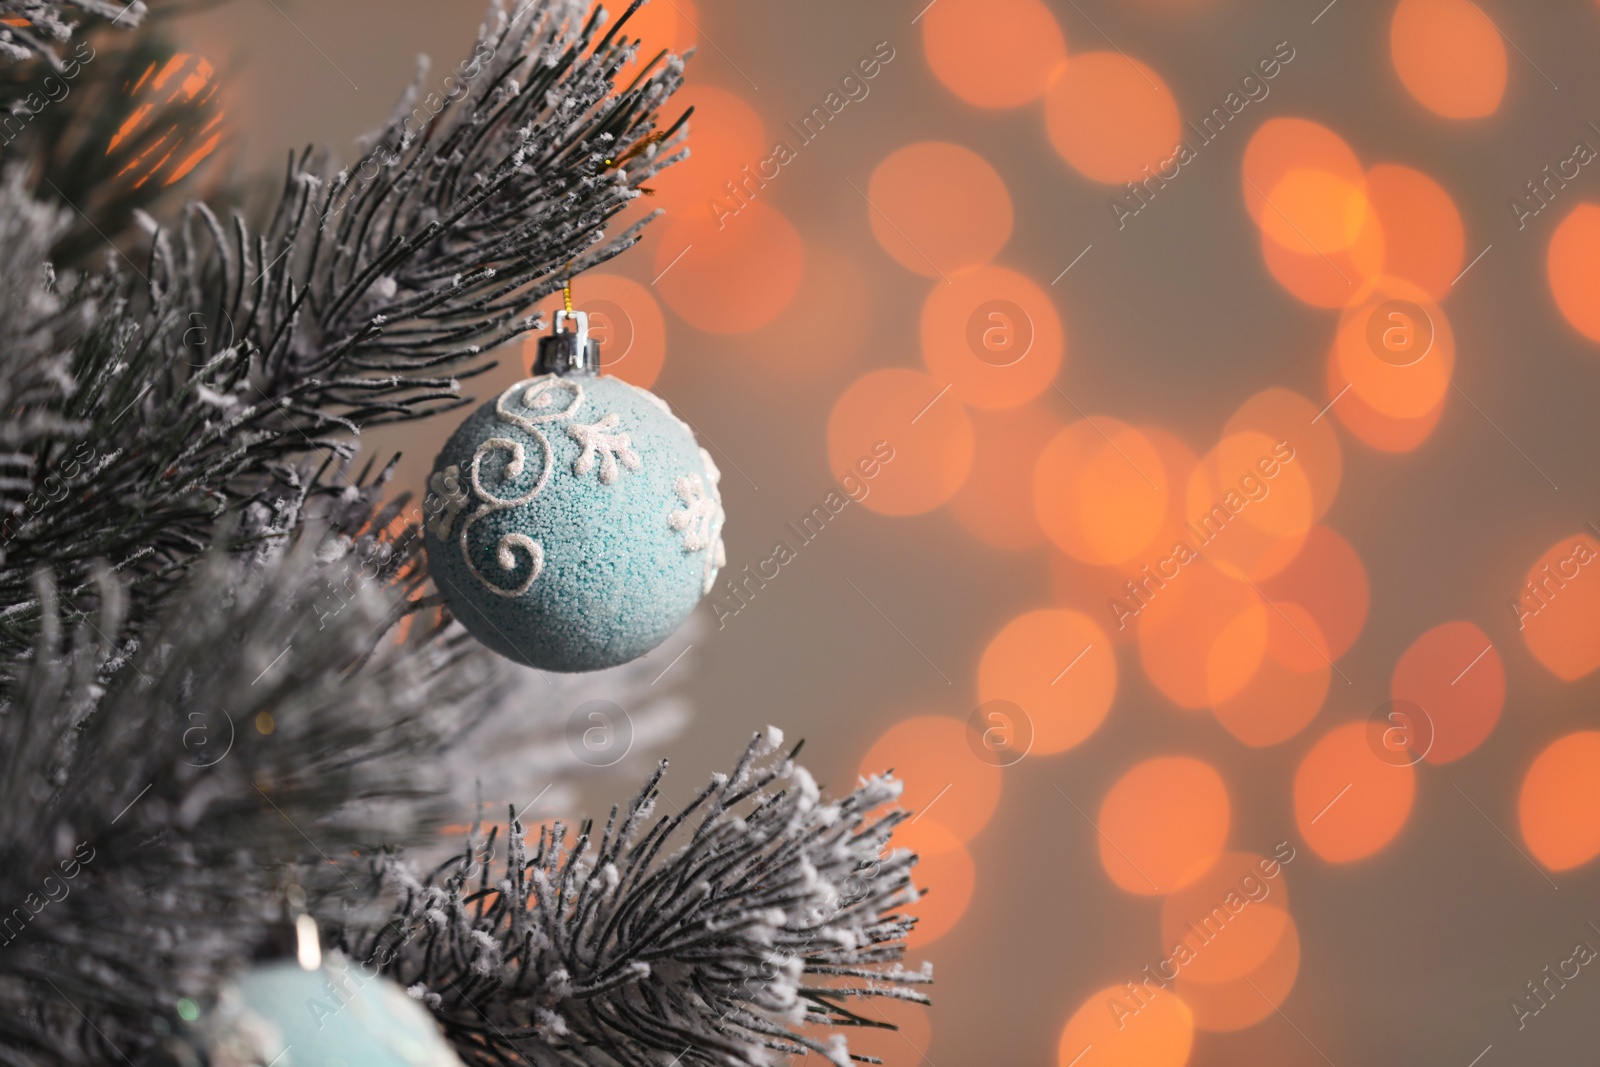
[460,433,552,598]
[433,375,724,605]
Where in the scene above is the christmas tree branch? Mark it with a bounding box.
[0,518,508,1066]
[0,1,144,69]
[332,730,932,1067]
[0,7,934,1067]
[0,0,686,663]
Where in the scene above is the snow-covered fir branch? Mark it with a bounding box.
[0,4,934,1066]
[0,1,144,68]
[0,519,506,1066]
[153,0,686,414]
[0,0,686,660]
[334,729,932,1067]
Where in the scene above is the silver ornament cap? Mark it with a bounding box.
[535,309,601,376]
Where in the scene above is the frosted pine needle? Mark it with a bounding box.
[335,730,933,1067]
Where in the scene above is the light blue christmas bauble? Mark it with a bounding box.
[423,371,725,672]
[210,959,462,1067]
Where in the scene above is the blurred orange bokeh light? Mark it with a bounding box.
[922,0,1067,109]
[1098,757,1231,895]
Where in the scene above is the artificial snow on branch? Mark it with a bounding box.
[0,0,686,660]
[334,730,932,1067]
[0,1,145,68]
[0,4,936,1065]
[0,516,505,1066]
[154,0,686,419]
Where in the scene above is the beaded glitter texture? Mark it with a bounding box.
[424,373,725,672]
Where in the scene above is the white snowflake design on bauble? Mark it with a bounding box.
[567,413,642,484]
[669,475,717,551]
[668,447,726,594]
